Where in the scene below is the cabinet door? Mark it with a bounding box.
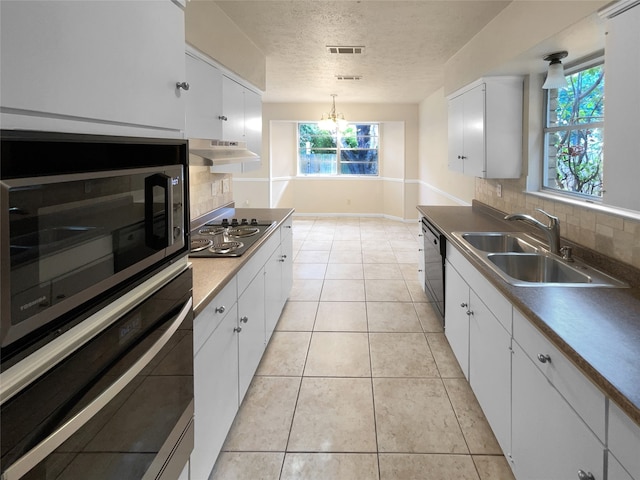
[0,1,185,132]
[461,83,485,178]
[444,261,470,379]
[447,95,465,173]
[281,220,294,305]
[511,342,605,480]
[237,270,266,401]
[191,304,239,480]
[264,245,283,344]
[222,76,246,141]
[185,53,223,139]
[468,290,511,454]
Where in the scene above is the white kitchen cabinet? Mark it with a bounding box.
[444,259,470,379]
[222,76,263,154]
[280,217,294,303]
[468,289,511,455]
[609,400,640,480]
[0,0,185,133]
[447,76,523,179]
[511,340,605,480]
[601,2,640,211]
[191,303,239,480]
[237,268,266,401]
[445,244,512,453]
[185,53,224,140]
[264,219,293,343]
[417,220,426,288]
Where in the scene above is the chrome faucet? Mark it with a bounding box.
[504,208,561,255]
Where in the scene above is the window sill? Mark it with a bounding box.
[526,190,640,222]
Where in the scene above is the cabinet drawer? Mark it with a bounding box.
[609,401,640,480]
[193,277,237,355]
[237,230,279,295]
[513,308,606,442]
[446,245,512,333]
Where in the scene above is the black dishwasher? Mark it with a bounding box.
[421,217,446,325]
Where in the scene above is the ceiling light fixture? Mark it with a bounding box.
[542,51,569,89]
[319,94,348,131]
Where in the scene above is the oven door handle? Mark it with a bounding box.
[144,173,173,249]
[1,297,192,480]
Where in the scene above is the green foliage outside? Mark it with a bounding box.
[549,65,604,197]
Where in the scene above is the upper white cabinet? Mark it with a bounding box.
[0,1,186,133]
[447,76,523,178]
[601,2,640,211]
[185,53,224,140]
[222,76,263,155]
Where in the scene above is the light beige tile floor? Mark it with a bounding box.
[210,216,515,480]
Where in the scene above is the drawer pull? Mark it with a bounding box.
[460,302,468,308]
[537,353,551,363]
[240,316,249,324]
[466,310,474,316]
[233,326,242,333]
[215,306,226,314]
[577,470,595,480]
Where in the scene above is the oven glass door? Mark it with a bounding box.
[0,268,193,480]
[3,165,186,350]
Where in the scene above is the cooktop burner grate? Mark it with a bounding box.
[190,238,213,252]
[210,241,244,254]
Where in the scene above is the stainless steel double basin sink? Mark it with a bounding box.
[451,232,628,288]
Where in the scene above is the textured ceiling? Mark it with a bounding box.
[214,0,512,104]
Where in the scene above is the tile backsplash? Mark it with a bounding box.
[476,178,640,270]
[188,166,233,220]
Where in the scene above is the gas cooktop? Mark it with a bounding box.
[189,218,275,257]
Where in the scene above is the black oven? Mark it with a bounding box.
[0,130,189,362]
[0,265,194,480]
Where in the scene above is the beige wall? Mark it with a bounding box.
[234,102,419,220]
[188,164,233,220]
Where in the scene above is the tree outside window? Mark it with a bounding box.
[298,123,379,175]
[544,62,604,198]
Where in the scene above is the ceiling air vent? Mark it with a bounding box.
[327,45,365,55]
[336,75,363,81]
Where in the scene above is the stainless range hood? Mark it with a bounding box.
[188,139,260,167]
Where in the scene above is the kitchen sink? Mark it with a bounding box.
[488,253,592,284]
[452,231,628,288]
[460,232,538,253]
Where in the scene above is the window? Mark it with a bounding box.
[298,123,379,175]
[543,60,604,199]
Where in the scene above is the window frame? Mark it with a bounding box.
[541,55,605,202]
[297,122,380,177]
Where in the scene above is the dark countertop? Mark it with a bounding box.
[417,203,640,427]
[189,207,294,316]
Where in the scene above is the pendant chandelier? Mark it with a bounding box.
[319,94,348,131]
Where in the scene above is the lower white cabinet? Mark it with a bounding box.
[444,260,470,379]
[191,304,239,480]
[511,340,605,480]
[238,270,266,401]
[609,401,640,480]
[468,289,511,455]
[190,217,293,480]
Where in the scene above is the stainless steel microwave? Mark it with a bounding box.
[0,131,189,362]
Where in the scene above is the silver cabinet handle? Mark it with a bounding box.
[466,310,474,316]
[176,81,190,90]
[215,306,225,314]
[240,316,248,324]
[460,302,468,308]
[538,353,551,363]
[218,115,228,121]
[234,326,242,333]
[577,470,595,480]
